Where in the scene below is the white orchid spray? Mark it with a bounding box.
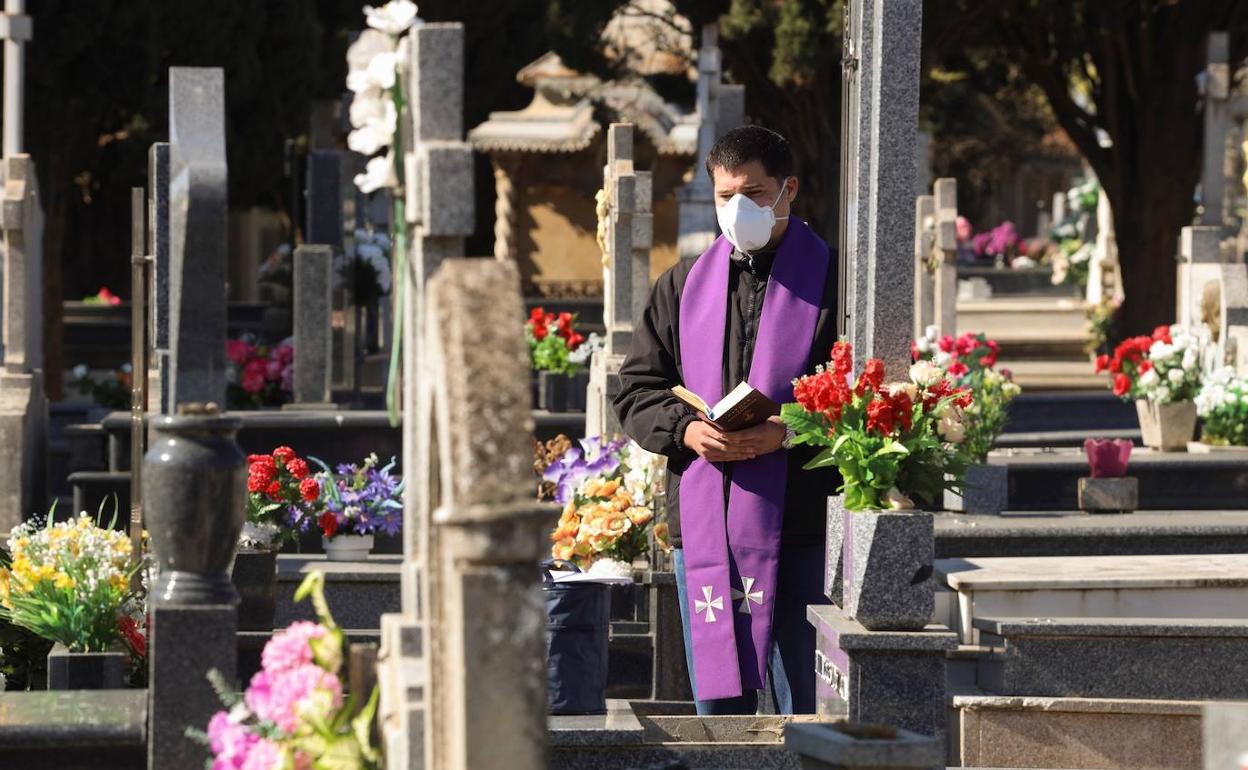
[345,0,422,426]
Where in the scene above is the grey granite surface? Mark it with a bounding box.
[548,699,644,746]
[1078,476,1139,513]
[945,463,1008,515]
[549,745,800,770]
[1203,703,1248,770]
[974,615,1248,638]
[0,690,146,746]
[808,605,958,652]
[784,722,941,768]
[841,510,935,631]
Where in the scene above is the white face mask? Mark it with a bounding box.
[716,178,790,253]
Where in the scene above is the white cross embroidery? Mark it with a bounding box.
[731,576,765,614]
[694,585,724,623]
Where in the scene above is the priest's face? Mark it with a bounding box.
[711,160,798,248]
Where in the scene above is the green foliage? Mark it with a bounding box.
[0,616,53,690]
[958,369,1019,463]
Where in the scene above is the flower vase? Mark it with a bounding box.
[841,508,935,631]
[1135,400,1197,452]
[230,547,279,632]
[943,464,1009,515]
[322,533,374,562]
[539,371,589,413]
[46,644,129,690]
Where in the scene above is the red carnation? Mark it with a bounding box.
[1152,325,1172,344]
[979,352,997,368]
[937,335,955,354]
[830,341,853,377]
[286,458,310,480]
[265,480,283,501]
[272,446,295,466]
[948,360,969,378]
[247,454,271,466]
[299,477,320,503]
[566,332,585,350]
[318,511,339,538]
[1112,373,1131,397]
[955,334,977,357]
[247,473,267,494]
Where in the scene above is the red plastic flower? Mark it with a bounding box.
[955,334,977,357]
[566,332,585,350]
[272,446,295,466]
[1112,373,1131,397]
[286,458,310,480]
[118,615,146,659]
[855,359,885,396]
[318,511,339,538]
[937,335,956,354]
[1094,354,1110,373]
[299,477,320,503]
[247,473,267,494]
[266,480,283,501]
[1152,325,1172,344]
[830,341,853,377]
[947,360,969,378]
[865,398,895,435]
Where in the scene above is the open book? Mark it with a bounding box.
[672,382,780,432]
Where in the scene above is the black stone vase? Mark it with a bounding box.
[46,644,129,690]
[539,371,589,413]
[230,548,279,631]
[144,414,246,605]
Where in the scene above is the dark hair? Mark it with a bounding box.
[704,125,794,181]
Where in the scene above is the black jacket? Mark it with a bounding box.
[612,234,842,548]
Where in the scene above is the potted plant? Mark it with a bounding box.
[1095,324,1206,451]
[782,341,971,630]
[226,335,295,411]
[304,454,404,562]
[526,307,601,413]
[237,447,321,630]
[1192,367,1248,452]
[337,226,393,353]
[914,328,1021,514]
[0,511,141,689]
[197,571,380,768]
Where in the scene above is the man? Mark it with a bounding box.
[613,125,839,714]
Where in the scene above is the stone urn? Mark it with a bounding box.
[943,463,1009,515]
[840,507,935,631]
[230,547,279,631]
[144,412,246,604]
[1136,399,1197,451]
[322,533,374,562]
[46,644,129,690]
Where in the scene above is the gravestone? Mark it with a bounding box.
[167,67,228,408]
[912,195,935,339]
[1200,32,1231,229]
[586,123,653,437]
[912,178,957,341]
[675,23,742,261]
[839,0,921,376]
[289,244,334,407]
[375,22,475,770]
[305,149,345,249]
[1177,224,1248,373]
[0,153,46,532]
[1086,187,1119,306]
[148,142,171,414]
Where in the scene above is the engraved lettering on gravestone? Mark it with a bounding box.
[814,649,848,700]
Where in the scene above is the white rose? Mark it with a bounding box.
[348,123,391,156]
[910,360,943,388]
[353,153,395,194]
[916,336,931,354]
[1155,385,1171,404]
[364,0,421,35]
[938,415,965,443]
[933,351,952,367]
[1167,368,1185,385]
[1138,368,1160,389]
[72,364,89,380]
[1182,348,1198,371]
[924,325,940,342]
[888,382,919,401]
[1149,341,1174,361]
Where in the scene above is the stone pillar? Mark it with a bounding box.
[148,143,172,414]
[1,0,31,157]
[167,67,229,408]
[306,149,345,249]
[1200,32,1231,228]
[676,23,726,261]
[932,177,958,337]
[841,0,922,376]
[0,153,46,532]
[586,123,652,438]
[377,22,475,770]
[912,195,935,341]
[1179,225,1248,374]
[288,244,334,407]
[1087,188,1118,306]
[491,156,517,262]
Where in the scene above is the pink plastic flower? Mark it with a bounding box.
[227,340,254,366]
[245,664,342,734]
[240,738,284,770]
[955,215,972,242]
[208,711,258,769]
[261,621,327,675]
[242,359,267,394]
[264,358,283,382]
[273,344,294,366]
[281,364,294,393]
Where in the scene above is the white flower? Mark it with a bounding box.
[909,360,943,388]
[587,557,634,579]
[238,521,279,550]
[924,325,940,343]
[933,351,952,368]
[366,51,398,90]
[348,123,391,156]
[887,382,918,401]
[1167,368,1185,385]
[353,152,395,194]
[884,487,915,510]
[938,415,965,443]
[1138,368,1160,389]
[72,363,89,380]
[347,30,394,73]
[915,336,931,354]
[1154,385,1171,404]
[1182,348,1198,371]
[1149,341,1174,361]
[348,89,397,135]
[364,0,420,35]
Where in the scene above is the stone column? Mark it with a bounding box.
[1,0,31,157]
[491,156,517,262]
[1200,32,1231,228]
[0,153,46,532]
[377,22,475,770]
[167,67,229,408]
[841,0,922,376]
[932,177,958,337]
[912,195,934,340]
[586,123,652,438]
[288,244,334,408]
[148,143,172,414]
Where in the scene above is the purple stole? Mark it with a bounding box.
[678,218,829,700]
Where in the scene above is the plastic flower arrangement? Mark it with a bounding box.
[337,227,393,307]
[1049,239,1092,288]
[0,511,140,652]
[912,327,1021,463]
[247,447,323,548]
[543,437,661,572]
[306,454,404,540]
[82,287,122,306]
[1195,367,1248,447]
[970,221,1021,263]
[197,572,379,769]
[226,334,294,410]
[526,307,601,376]
[781,341,972,511]
[70,362,132,410]
[1094,324,1207,404]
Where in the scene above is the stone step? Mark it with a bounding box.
[992,359,1104,390]
[973,616,1248,700]
[956,266,1082,298]
[937,554,1248,644]
[991,447,1248,511]
[951,694,1202,770]
[1000,391,1135,434]
[0,689,146,770]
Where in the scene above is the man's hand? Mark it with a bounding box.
[683,417,787,463]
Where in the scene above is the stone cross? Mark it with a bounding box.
[1200,32,1231,228]
[148,142,171,414]
[376,22,475,770]
[839,0,923,376]
[912,195,935,340]
[1086,188,1119,306]
[1178,225,1248,374]
[932,177,958,338]
[0,153,47,533]
[167,67,228,409]
[586,122,652,437]
[1,0,31,156]
[289,244,334,406]
[676,23,739,261]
